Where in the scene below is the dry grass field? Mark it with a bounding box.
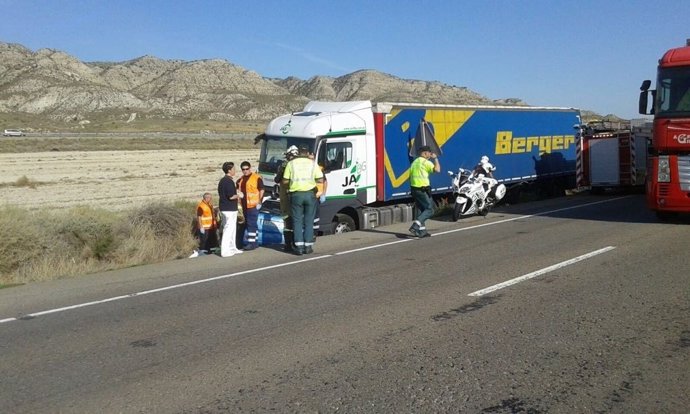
[0,134,263,284]
[0,135,261,210]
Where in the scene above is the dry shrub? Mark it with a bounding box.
[110,221,195,264]
[50,206,119,261]
[14,175,37,188]
[111,201,196,263]
[0,208,46,277]
[0,202,197,284]
[126,202,194,239]
[14,256,101,283]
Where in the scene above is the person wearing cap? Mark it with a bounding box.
[409,145,441,238]
[281,144,324,255]
[275,145,298,252]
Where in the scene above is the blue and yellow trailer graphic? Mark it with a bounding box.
[381,107,580,201]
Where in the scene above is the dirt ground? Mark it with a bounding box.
[0,149,261,211]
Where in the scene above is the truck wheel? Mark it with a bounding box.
[333,213,356,234]
[452,203,462,221]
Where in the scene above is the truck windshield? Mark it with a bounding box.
[258,135,314,174]
[655,66,690,117]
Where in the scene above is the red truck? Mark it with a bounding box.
[639,40,690,220]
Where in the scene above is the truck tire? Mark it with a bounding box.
[333,213,355,234]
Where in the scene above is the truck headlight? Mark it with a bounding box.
[658,156,670,183]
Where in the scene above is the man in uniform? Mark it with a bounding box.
[409,145,441,238]
[281,145,324,255]
[275,145,298,252]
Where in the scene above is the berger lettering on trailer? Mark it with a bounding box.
[495,131,576,155]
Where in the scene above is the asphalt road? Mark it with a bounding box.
[1,194,688,413]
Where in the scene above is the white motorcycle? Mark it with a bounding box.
[448,168,506,221]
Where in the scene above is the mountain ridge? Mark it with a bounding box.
[0,41,619,131]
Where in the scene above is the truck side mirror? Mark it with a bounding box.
[639,90,649,115]
[639,80,652,115]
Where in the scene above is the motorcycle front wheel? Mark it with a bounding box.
[452,202,463,221]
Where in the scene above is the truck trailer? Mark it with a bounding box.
[639,40,690,219]
[257,101,581,235]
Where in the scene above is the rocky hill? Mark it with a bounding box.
[3,41,607,132]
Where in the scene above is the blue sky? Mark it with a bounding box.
[1,0,689,119]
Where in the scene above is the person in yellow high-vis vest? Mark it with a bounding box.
[282,145,324,255]
[409,145,440,237]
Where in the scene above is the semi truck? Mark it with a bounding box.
[639,40,690,219]
[257,101,581,235]
[576,121,650,193]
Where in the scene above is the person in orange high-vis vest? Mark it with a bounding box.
[236,161,265,250]
[192,192,218,257]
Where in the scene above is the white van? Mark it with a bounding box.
[3,129,25,137]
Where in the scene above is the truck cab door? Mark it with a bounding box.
[315,137,358,199]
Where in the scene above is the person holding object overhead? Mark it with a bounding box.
[408,145,440,238]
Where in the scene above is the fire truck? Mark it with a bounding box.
[639,40,690,220]
[576,120,650,194]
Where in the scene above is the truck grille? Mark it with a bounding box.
[658,183,670,196]
[679,156,690,192]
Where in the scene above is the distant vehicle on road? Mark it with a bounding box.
[3,129,25,137]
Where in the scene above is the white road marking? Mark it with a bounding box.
[433,196,631,238]
[468,246,616,297]
[1,196,629,325]
[0,255,331,325]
